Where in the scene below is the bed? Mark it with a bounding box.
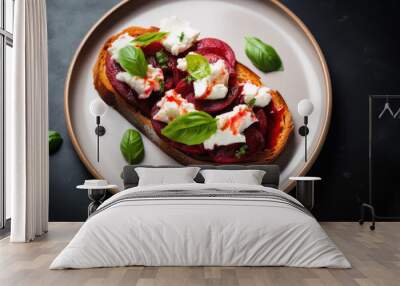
[50,165,350,269]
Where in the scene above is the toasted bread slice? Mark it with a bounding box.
[234,63,293,162]
[93,27,293,164]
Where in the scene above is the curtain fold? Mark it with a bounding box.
[9,0,49,242]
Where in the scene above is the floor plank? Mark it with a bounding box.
[0,222,399,286]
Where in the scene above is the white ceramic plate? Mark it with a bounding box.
[65,0,331,192]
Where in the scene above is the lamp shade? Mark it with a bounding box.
[297,99,314,116]
[89,99,108,117]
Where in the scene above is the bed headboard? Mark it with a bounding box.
[122,165,280,189]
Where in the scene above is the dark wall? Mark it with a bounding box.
[48,0,400,221]
[48,0,120,221]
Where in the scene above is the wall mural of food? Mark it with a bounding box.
[93,16,293,164]
[64,0,332,192]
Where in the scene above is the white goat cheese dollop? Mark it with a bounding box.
[153,89,196,123]
[203,104,258,150]
[160,16,200,56]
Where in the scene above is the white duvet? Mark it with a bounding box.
[50,183,350,269]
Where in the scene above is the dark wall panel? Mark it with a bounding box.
[47,0,120,221]
[47,0,400,221]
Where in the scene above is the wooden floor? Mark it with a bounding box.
[0,222,399,286]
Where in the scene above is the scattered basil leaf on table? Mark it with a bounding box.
[118,46,148,77]
[49,130,63,155]
[120,129,145,164]
[161,111,217,145]
[244,36,283,73]
[185,53,211,80]
[132,32,169,46]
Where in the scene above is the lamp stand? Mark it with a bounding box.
[94,116,106,162]
[298,116,309,162]
[87,189,107,217]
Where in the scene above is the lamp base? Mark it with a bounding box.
[95,126,106,136]
[298,126,309,136]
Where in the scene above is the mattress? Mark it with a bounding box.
[50,183,350,269]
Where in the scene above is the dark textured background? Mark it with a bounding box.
[47,0,400,221]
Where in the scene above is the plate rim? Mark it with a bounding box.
[64,0,332,193]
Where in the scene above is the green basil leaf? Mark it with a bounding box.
[158,79,165,93]
[248,98,256,107]
[155,50,168,69]
[185,53,211,80]
[185,75,195,83]
[118,46,148,77]
[235,144,248,158]
[132,32,169,46]
[49,130,63,155]
[178,32,185,42]
[120,129,145,164]
[161,111,217,145]
[245,36,283,73]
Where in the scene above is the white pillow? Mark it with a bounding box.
[200,169,266,185]
[135,167,200,186]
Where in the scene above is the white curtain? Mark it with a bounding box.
[8,0,49,242]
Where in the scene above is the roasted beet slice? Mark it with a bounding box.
[105,54,131,98]
[206,126,264,163]
[163,54,188,86]
[255,108,268,137]
[164,77,175,91]
[142,41,164,56]
[264,102,285,149]
[105,54,159,116]
[201,52,224,64]
[167,54,178,69]
[175,79,193,96]
[147,56,158,68]
[186,85,241,115]
[209,125,265,163]
[196,38,236,68]
[151,107,206,155]
[244,126,265,153]
[172,67,187,86]
[151,53,184,89]
[207,143,243,163]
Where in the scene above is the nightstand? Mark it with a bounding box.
[77,180,118,217]
[289,177,321,210]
